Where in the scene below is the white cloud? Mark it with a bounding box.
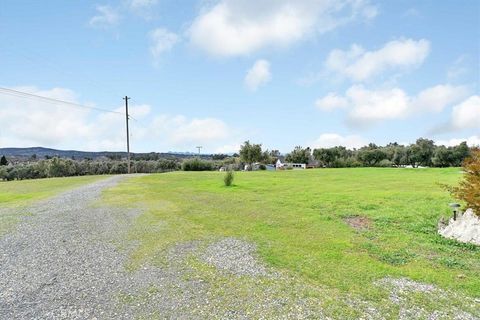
[127,0,159,19]
[215,144,242,154]
[128,0,158,9]
[89,5,120,28]
[311,133,368,149]
[188,0,377,57]
[436,136,480,147]
[245,59,271,91]
[315,92,349,111]
[325,38,430,81]
[315,84,468,125]
[413,85,468,112]
[347,86,409,122]
[151,115,229,144]
[447,55,468,81]
[149,28,179,63]
[451,95,480,129]
[0,86,236,153]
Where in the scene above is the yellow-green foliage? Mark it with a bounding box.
[453,149,480,216]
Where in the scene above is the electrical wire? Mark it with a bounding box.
[0,87,124,115]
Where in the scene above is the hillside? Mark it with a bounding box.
[0,147,205,160]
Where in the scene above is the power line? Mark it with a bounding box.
[0,87,124,115]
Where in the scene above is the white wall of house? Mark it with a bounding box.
[276,159,306,169]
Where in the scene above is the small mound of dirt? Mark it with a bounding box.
[344,215,372,231]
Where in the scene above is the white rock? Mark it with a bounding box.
[439,209,480,245]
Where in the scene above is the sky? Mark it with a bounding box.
[0,0,479,154]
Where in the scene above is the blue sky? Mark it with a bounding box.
[0,0,478,153]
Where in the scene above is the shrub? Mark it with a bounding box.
[182,158,214,171]
[258,164,266,170]
[451,148,480,216]
[224,170,234,186]
[377,159,393,167]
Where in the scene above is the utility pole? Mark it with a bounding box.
[124,96,131,174]
[196,146,202,156]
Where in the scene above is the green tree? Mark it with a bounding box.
[0,155,8,166]
[432,146,452,167]
[313,148,340,167]
[410,138,435,167]
[357,144,387,166]
[285,146,311,164]
[452,141,470,166]
[391,145,407,166]
[239,141,263,169]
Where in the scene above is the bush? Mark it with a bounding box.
[377,159,393,167]
[258,164,266,170]
[224,170,234,186]
[452,149,480,216]
[182,158,214,171]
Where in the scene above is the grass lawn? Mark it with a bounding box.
[0,175,107,235]
[102,168,479,316]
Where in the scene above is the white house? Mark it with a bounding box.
[275,159,306,170]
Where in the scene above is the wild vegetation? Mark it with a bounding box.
[0,157,179,181]
[451,148,480,216]
[223,170,234,186]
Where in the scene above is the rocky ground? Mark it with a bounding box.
[0,176,478,319]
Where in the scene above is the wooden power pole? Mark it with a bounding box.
[124,96,131,174]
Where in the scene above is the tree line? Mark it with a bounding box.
[0,137,474,181]
[238,138,472,168]
[0,157,179,181]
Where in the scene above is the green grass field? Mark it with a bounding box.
[1,169,478,317]
[0,175,107,235]
[102,168,479,316]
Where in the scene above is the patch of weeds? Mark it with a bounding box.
[437,256,466,269]
[359,203,380,211]
[406,220,436,234]
[379,250,416,266]
[430,235,480,251]
[363,243,416,266]
[373,216,397,228]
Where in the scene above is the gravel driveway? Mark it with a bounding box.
[0,175,145,319]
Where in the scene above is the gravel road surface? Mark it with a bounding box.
[0,176,143,319]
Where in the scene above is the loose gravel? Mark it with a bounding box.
[200,238,272,277]
[0,175,144,319]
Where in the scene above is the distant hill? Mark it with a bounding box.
[0,147,207,160]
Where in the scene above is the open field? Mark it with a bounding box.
[1,169,479,319]
[0,175,107,235]
[101,168,479,318]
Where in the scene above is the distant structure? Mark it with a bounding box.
[275,159,306,170]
